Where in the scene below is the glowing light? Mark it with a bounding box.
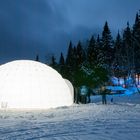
[137,85,140,88]
[0,60,73,109]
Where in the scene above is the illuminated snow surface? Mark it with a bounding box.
[0,60,73,109]
[0,93,140,140]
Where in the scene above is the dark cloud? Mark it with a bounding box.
[0,0,69,63]
[0,0,140,63]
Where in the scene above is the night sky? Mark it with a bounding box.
[0,0,140,64]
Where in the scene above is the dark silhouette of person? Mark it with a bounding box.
[80,85,88,104]
[87,88,93,103]
[101,86,108,104]
[111,98,113,103]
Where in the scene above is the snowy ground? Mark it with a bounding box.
[0,93,140,140]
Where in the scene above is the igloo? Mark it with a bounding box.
[0,60,73,109]
[64,79,74,102]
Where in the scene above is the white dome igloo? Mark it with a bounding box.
[64,79,74,102]
[0,60,73,109]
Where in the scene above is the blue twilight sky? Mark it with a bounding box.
[0,0,140,63]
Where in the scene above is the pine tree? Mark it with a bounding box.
[58,52,67,78]
[102,21,113,48]
[135,12,139,25]
[65,41,76,84]
[76,41,85,66]
[96,35,104,67]
[59,52,65,65]
[73,46,78,67]
[123,22,134,77]
[133,12,140,74]
[101,21,114,69]
[97,35,100,45]
[50,55,57,69]
[113,32,126,78]
[87,36,96,65]
[35,54,39,62]
[66,41,73,66]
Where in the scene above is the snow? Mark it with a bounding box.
[0,93,140,139]
[0,60,73,109]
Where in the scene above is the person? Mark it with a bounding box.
[87,88,93,103]
[80,85,88,104]
[101,86,107,104]
[111,98,113,103]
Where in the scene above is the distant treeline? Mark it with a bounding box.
[38,11,140,88]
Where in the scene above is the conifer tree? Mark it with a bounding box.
[123,22,134,76]
[101,21,114,69]
[96,35,104,67]
[65,41,76,83]
[113,32,126,78]
[59,52,65,66]
[35,54,39,62]
[133,12,140,74]
[76,41,85,66]
[58,52,66,78]
[50,55,57,69]
[73,46,77,65]
[96,35,101,48]
[66,41,73,66]
[87,36,96,65]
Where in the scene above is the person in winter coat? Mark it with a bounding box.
[101,86,108,104]
[80,85,88,104]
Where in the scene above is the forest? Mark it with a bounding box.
[47,12,140,89]
[35,11,140,97]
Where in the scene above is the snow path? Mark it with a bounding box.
[0,102,140,140]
